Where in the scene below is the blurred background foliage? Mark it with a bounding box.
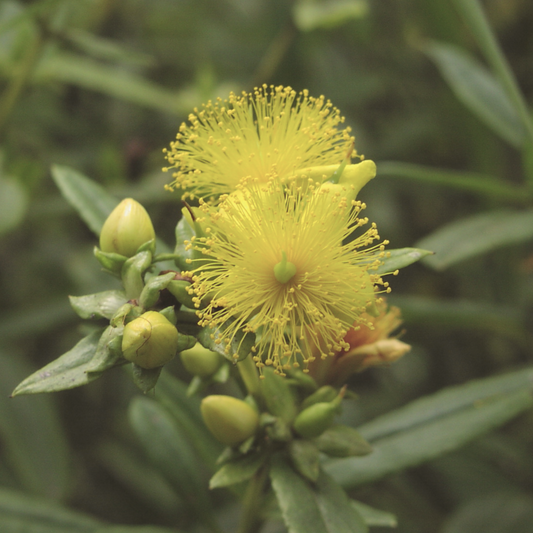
[1,0,533,532]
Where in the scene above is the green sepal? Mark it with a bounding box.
[212,361,230,383]
[159,305,177,325]
[69,290,128,320]
[135,238,156,255]
[110,303,141,327]
[301,386,338,410]
[209,452,265,489]
[174,216,195,271]
[121,250,152,300]
[94,246,127,277]
[176,332,197,352]
[289,439,320,482]
[85,325,127,374]
[197,318,255,363]
[130,363,163,393]
[187,375,205,397]
[139,272,176,309]
[238,434,256,454]
[314,425,373,458]
[167,279,197,309]
[260,367,297,424]
[263,416,292,442]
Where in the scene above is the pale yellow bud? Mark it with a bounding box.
[100,199,155,257]
[122,311,179,369]
[201,395,259,446]
[180,343,223,377]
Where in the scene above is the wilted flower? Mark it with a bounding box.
[306,301,411,386]
[185,178,390,375]
[163,85,355,200]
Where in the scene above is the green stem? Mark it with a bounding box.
[238,354,262,402]
[237,464,269,533]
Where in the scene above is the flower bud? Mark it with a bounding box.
[100,199,156,257]
[180,343,223,377]
[293,388,345,439]
[200,395,259,446]
[122,311,179,369]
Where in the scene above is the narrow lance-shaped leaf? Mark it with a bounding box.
[270,455,368,533]
[416,209,533,270]
[424,41,526,148]
[325,367,533,488]
[51,165,118,236]
[377,161,532,204]
[11,329,105,396]
[375,247,434,275]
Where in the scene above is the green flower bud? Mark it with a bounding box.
[293,387,345,439]
[122,311,179,369]
[201,395,259,446]
[180,343,223,377]
[100,199,156,257]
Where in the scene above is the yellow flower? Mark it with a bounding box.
[163,85,355,200]
[185,178,390,375]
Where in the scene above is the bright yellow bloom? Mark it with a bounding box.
[184,178,390,375]
[163,85,355,200]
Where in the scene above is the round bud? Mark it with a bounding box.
[100,199,155,257]
[180,343,223,377]
[122,311,179,369]
[201,395,259,446]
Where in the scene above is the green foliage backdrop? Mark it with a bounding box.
[1,0,533,532]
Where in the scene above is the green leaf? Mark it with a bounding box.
[0,487,100,532]
[270,455,368,533]
[130,364,162,393]
[375,247,434,275]
[424,41,526,147]
[69,290,128,320]
[139,272,176,309]
[289,440,320,482]
[441,492,533,533]
[0,352,70,499]
[51,165,118,236]
[261,367,298,424]
[377,161,532,204]
[85,325,125,374]
[154,371,221,469]
[293,0,368,31]
[35,51,195,115]
[390,295,524,339]
[11,329,105,396]
[209,452,264,488]
[197,318,255,363]
[416,209,533,270]
[0,175,28,234]
[95,527,182,533]
[325,367,533,488]
[128,397,214,523]
[350,501,397,528]
[314,425,373,458]
[450,0,533,142]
